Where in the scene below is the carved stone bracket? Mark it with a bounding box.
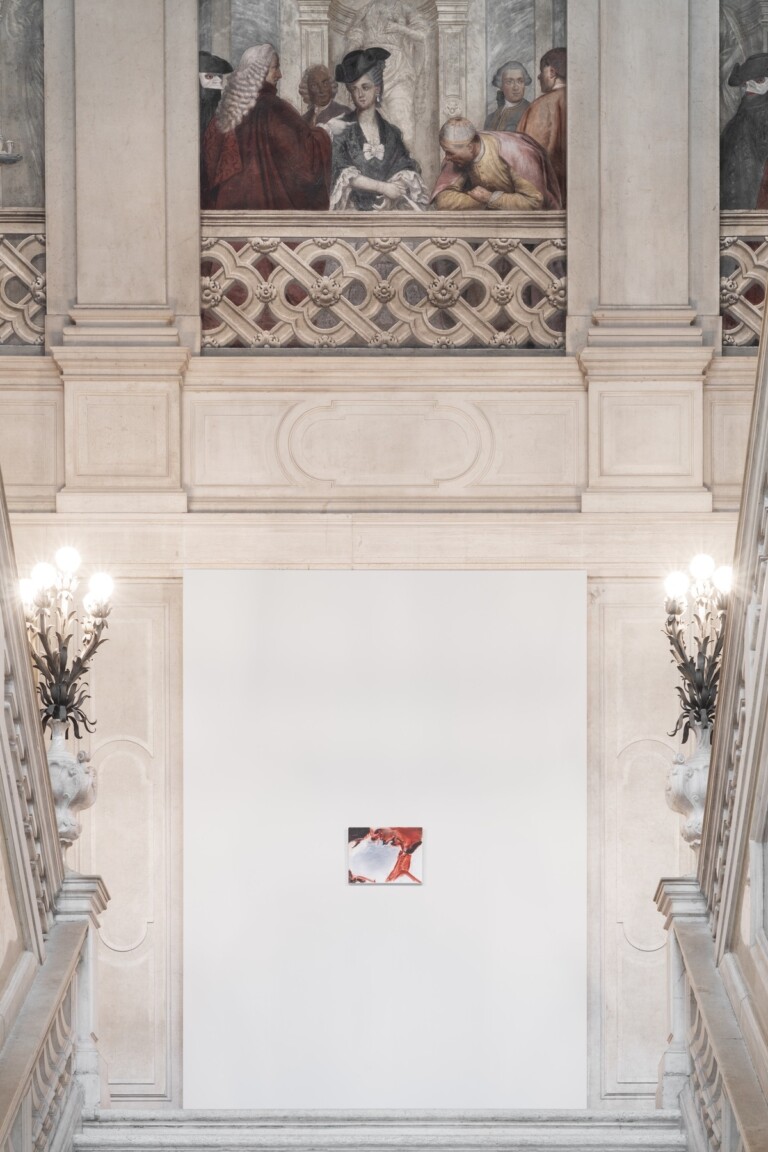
[666,724,711,851]
[46,720,96,856]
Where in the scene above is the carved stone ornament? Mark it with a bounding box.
[47,718,97,851]
[201,226,567,350]
[666,721,710,849]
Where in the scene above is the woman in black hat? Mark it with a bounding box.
[327,47,427,211]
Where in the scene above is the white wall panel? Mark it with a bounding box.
[184,569,587,1109]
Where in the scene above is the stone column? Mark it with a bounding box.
[571,0,719,511]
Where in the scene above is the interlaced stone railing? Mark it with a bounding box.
[200,210,566,351]
[0,211,45,349]
[720,211,768,349]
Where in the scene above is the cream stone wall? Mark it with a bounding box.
[0,0,753,1114]
[7,510,740,1107]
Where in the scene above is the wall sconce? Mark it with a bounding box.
[20,548,113,855]
[663,553,731,849]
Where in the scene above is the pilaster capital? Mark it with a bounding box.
[587,308,704,348]
[435,0,470,20]
[51,345,190,380]
[579,345,714,383]
[297,1,330,20]
[61,306,180,348]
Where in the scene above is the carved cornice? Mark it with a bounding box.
[76,1111,688,1151]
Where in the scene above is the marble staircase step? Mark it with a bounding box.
[76,1110,688,1152]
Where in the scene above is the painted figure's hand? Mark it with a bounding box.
[322,117,348,137]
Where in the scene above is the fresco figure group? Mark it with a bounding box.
[200,40,566,212]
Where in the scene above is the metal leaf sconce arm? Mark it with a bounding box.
[664,593,727,746]
[20,553,113,738]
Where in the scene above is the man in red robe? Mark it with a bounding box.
[202,44,331,211]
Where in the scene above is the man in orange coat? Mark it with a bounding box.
[517,47,566,206]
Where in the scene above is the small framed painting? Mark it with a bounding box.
[348,827,423,885]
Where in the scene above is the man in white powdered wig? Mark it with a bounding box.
[430,116,562,210]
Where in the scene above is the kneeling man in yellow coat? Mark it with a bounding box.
[430,117,562,211]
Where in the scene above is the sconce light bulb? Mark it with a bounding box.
[19,578,34,607]
[54,546,81,575]
[30,562,57,591]
[689,553,715,581]
[664,571,689,600]
[88,572,114,602]
[713,566,733,594]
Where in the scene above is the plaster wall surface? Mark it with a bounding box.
[183,569,587,1109]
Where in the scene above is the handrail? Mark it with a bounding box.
[699,261,768,954]
[656,879,768,1152]
[200,207,567,239]
[0,920,87,1152]
[0,465,64,950]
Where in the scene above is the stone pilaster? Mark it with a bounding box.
[44,0,199,350]
[566,0,720,350]
[579,347,713,512]
[52,347,189,513]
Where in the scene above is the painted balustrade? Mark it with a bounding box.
[200,210,567,351]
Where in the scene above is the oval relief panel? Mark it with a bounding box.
[284,400,487,488]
